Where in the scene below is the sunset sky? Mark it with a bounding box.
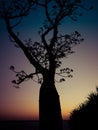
[0,0,98,120]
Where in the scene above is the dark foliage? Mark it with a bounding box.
[69,88,98,130]
[0,0,88,86]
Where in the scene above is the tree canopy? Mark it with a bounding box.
[0,0,93,87]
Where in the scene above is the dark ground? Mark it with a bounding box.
[0,120,70,130]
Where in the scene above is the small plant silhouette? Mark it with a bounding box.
[69,87,98,130]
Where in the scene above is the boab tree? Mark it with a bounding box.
[0,0,92,130]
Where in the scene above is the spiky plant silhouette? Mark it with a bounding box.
[69,87,98,130]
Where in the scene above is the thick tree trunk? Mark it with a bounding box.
[39,80,63,130]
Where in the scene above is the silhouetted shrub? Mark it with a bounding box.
[69,88,98,130]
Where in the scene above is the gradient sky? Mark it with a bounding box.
[0,0,98,120]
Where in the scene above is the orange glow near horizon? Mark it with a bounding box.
[0,106,71,120]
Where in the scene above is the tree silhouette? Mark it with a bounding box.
[69,87,98,130]
[0,0,92,130]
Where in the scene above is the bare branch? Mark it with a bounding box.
[45,0,54,26]
[5,16,45,74]
[41,26,53,51]
[11,17,22,28]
